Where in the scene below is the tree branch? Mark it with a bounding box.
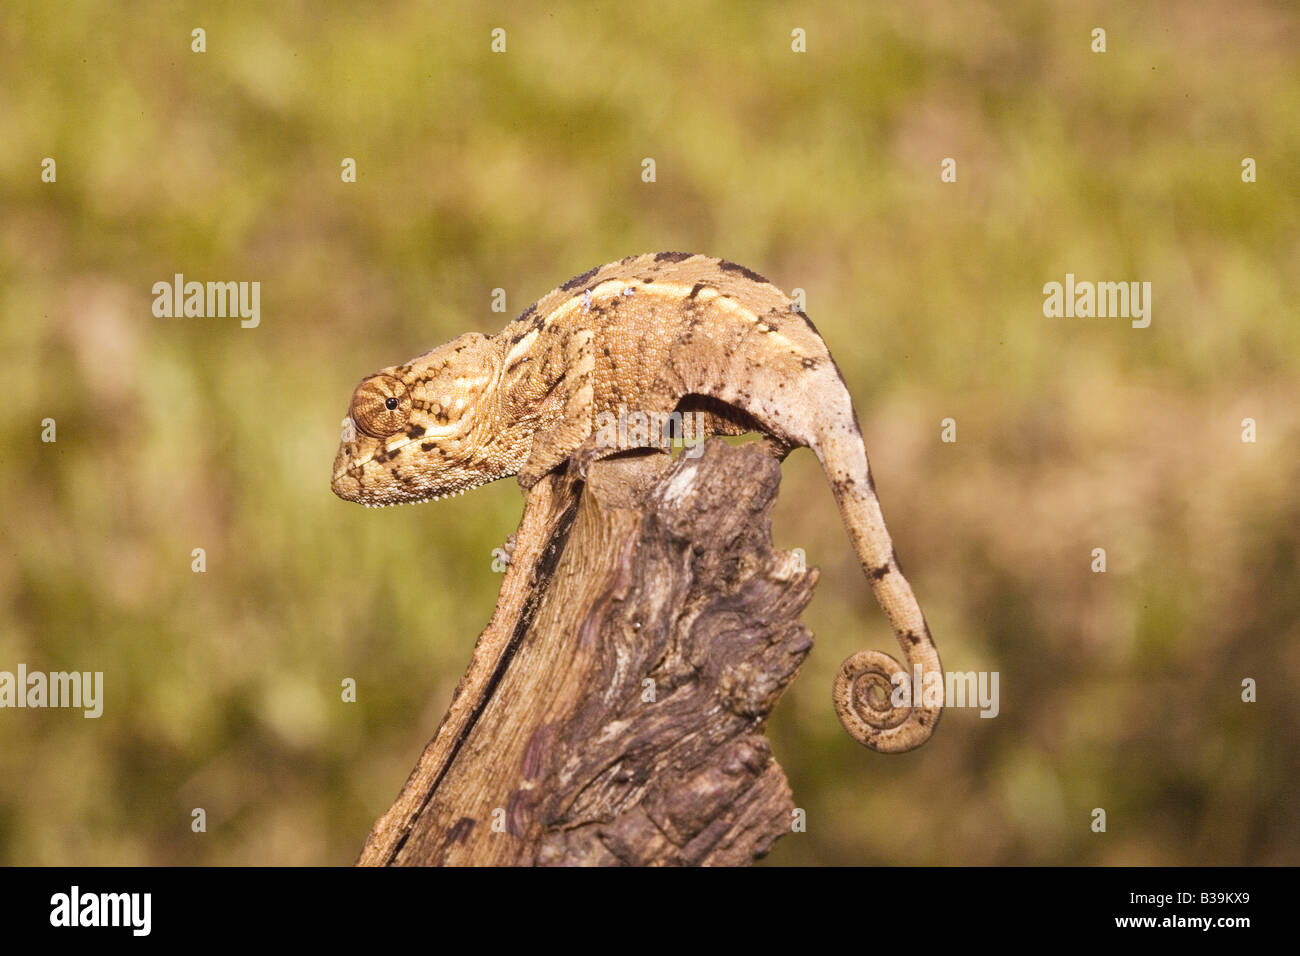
[357,440,817,866]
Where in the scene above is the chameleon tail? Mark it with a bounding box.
[816,432,943,753]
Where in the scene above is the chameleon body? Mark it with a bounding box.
[332,252,943,752]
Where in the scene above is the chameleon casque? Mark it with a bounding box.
[331,252,944,752]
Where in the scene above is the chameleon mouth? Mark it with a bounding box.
[359,487,472,508]
[331,460,497,508]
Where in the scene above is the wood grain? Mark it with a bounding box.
[358,440,817,866]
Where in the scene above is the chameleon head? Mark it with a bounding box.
[331,332,507,507]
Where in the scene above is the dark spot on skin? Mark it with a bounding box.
[406,424,425,439]
[421,441,435,451]
[688,282,706,299]
[560,265,600,291]
[801,357,819,369]
[717,259,769,284]
[506,307,544,343]
[906,631,922,645]
[655,251,693,263]
[869,563,891,580]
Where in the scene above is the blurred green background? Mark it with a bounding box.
[1,0,1297,865]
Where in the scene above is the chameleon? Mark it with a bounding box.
[331,252,944,752]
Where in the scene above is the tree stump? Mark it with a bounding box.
[357,440,818,866]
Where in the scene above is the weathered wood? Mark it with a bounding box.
[357,440,818,866]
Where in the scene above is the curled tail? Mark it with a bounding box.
[815,429,943,753]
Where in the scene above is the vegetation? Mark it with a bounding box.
[1,1,1296,864]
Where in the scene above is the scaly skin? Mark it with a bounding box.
[332,252,943,752]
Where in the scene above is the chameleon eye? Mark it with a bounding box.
[350,375,410,438]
